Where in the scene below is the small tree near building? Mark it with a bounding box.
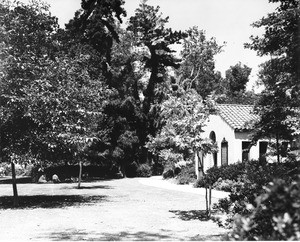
[146,81,217,179]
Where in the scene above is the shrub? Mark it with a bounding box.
[194,161,246,188]
[125,162,138,178]
[213,160,300,228]
[162,169,174,179]
[212,178,236,192]
[176,163,196,185]
[174,166,181,176]
[207,162,246,184]
[228,177,300,240]
[0,163,9,177]
[193,177,206,188]
[0,162,28,176]
[136,164,152,177]
[151,159,164,175]
[43,164,117,181]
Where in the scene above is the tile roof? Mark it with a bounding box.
[216,104,258,131]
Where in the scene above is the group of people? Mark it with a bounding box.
[38,172,60,183]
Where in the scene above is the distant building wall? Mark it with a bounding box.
[197,114,261,179]
[201,114,235,171]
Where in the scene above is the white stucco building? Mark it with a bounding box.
[195,104,268,178]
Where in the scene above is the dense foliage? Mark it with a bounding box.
[213,3,300,237]
[1,0,252,181]
[146,87,217,178]
[0,0,60,162]
[0,0,126,167]
[194,162,246,188]
[214,62,259,105]
[225,62,252,94]
[175,162,197,185]
[220,1,300,238]
[205,160,300,231]
[228,177,300,240]
[177,26,223,99]
[81,0,189,177]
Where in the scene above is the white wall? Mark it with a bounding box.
[201,115,235,171]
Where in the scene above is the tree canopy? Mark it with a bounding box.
[0,0,246,179]
[177,26,223,99]
[245,0,300,161]
[0,0,122,165]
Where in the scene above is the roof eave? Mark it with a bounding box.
[234,128,253,132]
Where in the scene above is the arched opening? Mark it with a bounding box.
[209,131,218,167]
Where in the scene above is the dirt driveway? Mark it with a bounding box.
[0,177,228,241]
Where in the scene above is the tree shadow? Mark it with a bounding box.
[71,185,112,190]
[169,210,210,221]
[0,195,107,209]
[189,233,228,241]
[41,228,226,241]
[42,229,175,241]
[46,229,89,241]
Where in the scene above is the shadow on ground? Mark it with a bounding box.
[0,195,107,209]
[169,210,211,221]
[41,229,178,241]
[40,228,226,241]
[75,185,112,190]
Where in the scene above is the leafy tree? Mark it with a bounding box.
[224,62,252,94]
[88,27,145,176]
[146,82,217,178]
[245,0,299,91]
[245,0,300,161]
[91,0,187,176]
[178,26,223,99]
[251,62,295,162]
[127,0,185,114]
[36,0,127,184]
[24,54,112,186]
[0,0,61,205]
[63,0,126,83]
[214,62,259,105]
[49,0,127,180]
[0,0,123,198]
[214,90,260,105]
[219,1,300,239]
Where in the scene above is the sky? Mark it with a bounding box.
[31,0,278,90]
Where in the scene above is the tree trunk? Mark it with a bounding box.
[11,161,19,207]
[77,160,82,189]
[197,150,205,179]
[276,134,280,163]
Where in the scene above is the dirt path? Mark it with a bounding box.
[0,177,228,241]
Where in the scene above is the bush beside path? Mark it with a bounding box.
[0,176,228,241]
